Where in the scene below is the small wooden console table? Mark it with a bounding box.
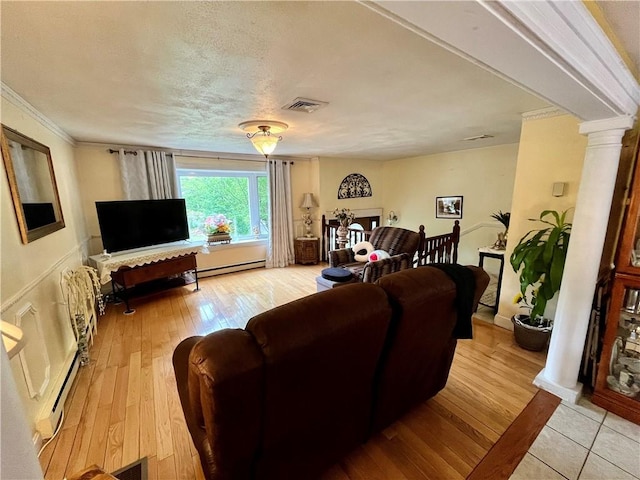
[90,243,205,314]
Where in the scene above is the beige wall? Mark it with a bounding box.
[74,145,124,255]
[382,143,519,267]
[289,157,319,238]
[317,156,385,224]
[495,113,587,328]
[1,97,87,438]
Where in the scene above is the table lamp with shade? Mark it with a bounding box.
[300,193,318,237]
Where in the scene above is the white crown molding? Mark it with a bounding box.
[486,1,640,117]
[1,83,76,146]
[75,141,313,162]
[521,107,566,122]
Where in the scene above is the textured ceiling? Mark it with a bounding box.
[0,1,566,160]
[596,0,640,76]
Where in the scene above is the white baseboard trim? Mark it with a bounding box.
[534,368,583,404]
[494,313,513,330]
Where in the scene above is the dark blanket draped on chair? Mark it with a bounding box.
[427,263,477,339]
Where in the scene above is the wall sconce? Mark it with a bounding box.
[1,320,25,359]
[300,193,318,237]
[387,210,398,225]
[238,120,289,158]
[552,182,566,197]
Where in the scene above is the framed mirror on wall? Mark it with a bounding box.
[1,125,65,243]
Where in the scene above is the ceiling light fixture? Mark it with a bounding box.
[238,120,289,158]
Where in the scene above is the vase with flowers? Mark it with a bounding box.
[333,208,356,248]
[204,214,232,244]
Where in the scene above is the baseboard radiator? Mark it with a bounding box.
[36,352,79,439]
[198,260,265,278]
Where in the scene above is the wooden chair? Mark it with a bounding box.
[321,216,460,269]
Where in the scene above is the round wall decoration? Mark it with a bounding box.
[337,173,372,199]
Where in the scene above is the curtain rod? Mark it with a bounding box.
[177,152,293,165]
[108,149,137,156]
[108,149,292,164]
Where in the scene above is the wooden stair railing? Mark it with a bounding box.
[416,220,460,265]
[321,216,460,266]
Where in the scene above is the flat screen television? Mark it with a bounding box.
[96,199,189,253]
[22,202,56,230]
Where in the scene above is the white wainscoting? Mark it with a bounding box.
[15,303,50,399]
[2,243,85,440]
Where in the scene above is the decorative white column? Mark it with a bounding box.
[534,116,634,403]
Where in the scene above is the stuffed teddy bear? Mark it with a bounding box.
[352,241,374,262]
[368,249,390,262]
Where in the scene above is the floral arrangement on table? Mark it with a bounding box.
[204,214,232,236]
[333,207,355,227]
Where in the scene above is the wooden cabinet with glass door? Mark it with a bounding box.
[615,147,640,276]
[593,273,640,424]
[592,140,640,424]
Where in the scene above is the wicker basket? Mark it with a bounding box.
[512,315,551,351]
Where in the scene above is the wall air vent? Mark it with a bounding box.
[282,97,329,113]
[463,134,494,141]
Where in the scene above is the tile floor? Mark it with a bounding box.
[510,396,640,480]
[471,306,639,479]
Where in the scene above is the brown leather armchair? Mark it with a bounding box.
[328,226,421,283]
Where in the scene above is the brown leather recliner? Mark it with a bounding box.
[328,226,421,283]
[173,265,489,480]
[372,266,489,431]
[173,283,393,480]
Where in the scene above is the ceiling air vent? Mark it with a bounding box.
[463,134,494,141]
[282,97,329,113]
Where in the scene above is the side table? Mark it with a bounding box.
[478,247,505,314]
[295,237,319,265]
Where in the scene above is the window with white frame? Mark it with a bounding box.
[177,169,269,241]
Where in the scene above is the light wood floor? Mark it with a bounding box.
[39,264,546,480]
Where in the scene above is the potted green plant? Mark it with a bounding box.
[490,210,510,249]
[509,210,572,351]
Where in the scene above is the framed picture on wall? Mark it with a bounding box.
[436,196,463,219]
